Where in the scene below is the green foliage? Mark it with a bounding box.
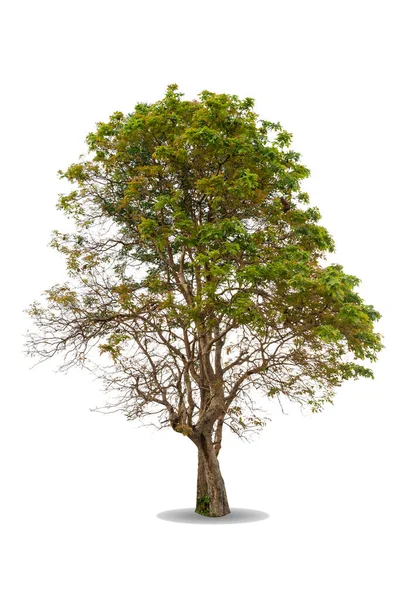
[98,331,130,362]
[315,325,342,342]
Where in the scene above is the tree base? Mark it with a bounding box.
[195,495,231,517]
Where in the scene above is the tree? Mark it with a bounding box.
[24,84,383,517]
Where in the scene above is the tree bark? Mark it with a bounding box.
[195,433,230,517]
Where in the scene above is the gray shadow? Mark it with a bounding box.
[156,507,269,524]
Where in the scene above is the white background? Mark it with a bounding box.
[1,0,399,598]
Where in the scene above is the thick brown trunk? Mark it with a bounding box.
[195,433,230,517]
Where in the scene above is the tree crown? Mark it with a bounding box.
[25,84,383,439]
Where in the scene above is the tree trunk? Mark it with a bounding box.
[195,433,230,517]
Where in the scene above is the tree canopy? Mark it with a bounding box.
[25,84,383,516]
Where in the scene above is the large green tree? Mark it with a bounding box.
[25,85,383,517]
